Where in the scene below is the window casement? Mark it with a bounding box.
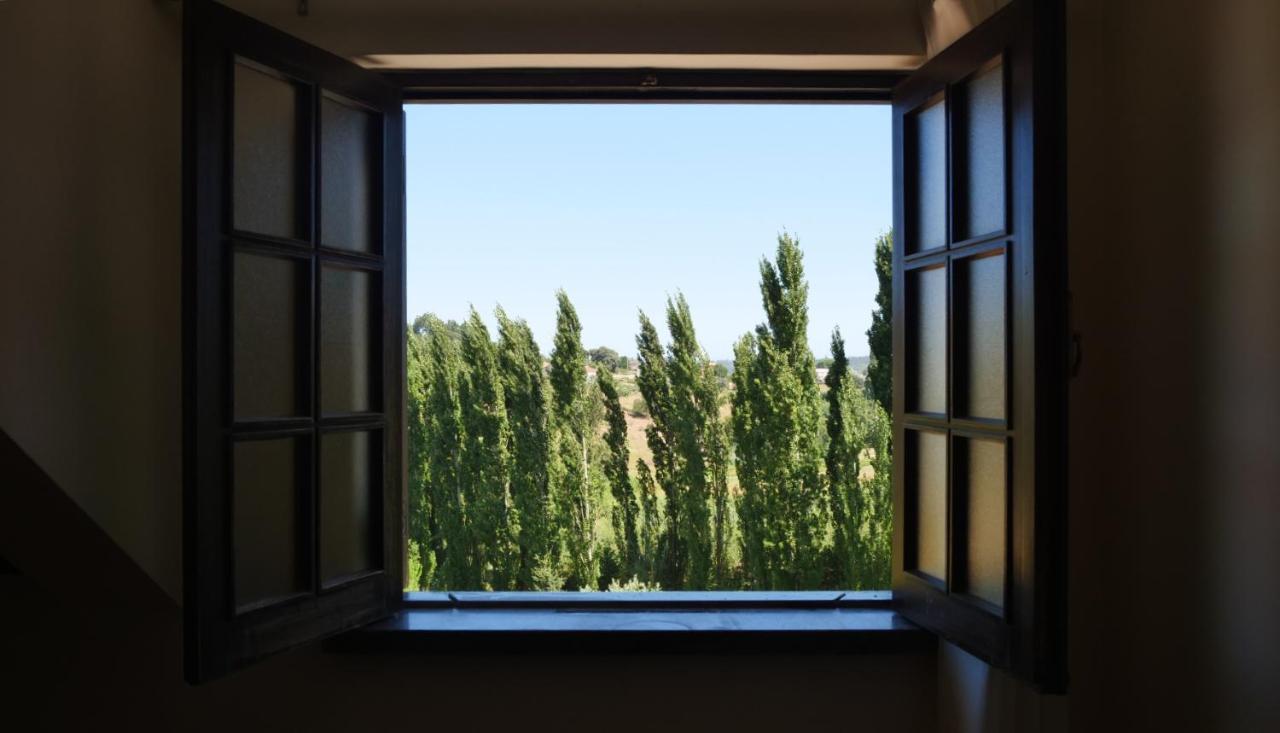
[891,0,1067,690]
[183,0,1064,690]
[183,0,404,683]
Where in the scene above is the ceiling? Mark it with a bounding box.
[220,0,929,70]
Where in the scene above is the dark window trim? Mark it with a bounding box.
[324,69,932,653]
[387,68,906,103]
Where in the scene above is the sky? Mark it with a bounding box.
[405,103,890,361]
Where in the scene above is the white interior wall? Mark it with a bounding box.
[3,2,1278,731]
[0,0,184,599]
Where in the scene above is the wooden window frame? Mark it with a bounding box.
[183,0,405,683]
[184,0,1064,687]
[890,0,1067,692]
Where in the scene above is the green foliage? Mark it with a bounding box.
[629,396,650,417]
[663,294,732,588]
[420,314,471,589]
[825,329,893,589]
[405,230,894,593]
[598,368,640,577]
[550,291,601,588]
[865,231,893,415]
[406,328,437,590]
[588,346,622,371]
[731,234,829,589]
[607,576,662,592]
[458,309,517,590]
[633,299,733,589]
[635,458,664,585]
[496,308,562,590]
[634,311,682,587]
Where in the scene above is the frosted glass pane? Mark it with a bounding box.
[962,437,1006,608]
[234,438,304,607]
[320,97,378,253]
[321,430,377,583]
[908,265,947,414]
[233,63,302,239]
[959,62,1006,239]
[321,267,375,413]
[957,252,1006,420]
[234,252,302,419]
[909,98,947,253]
[911,430,948,582]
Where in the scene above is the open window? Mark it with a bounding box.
[183,0,1064,690]
[891,0,1066,690]
[183,0,405,683]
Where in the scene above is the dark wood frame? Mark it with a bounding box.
[181,0,1065,688]
[183,0,404,684]
[890,0,1066,692]
[391,69,905,103]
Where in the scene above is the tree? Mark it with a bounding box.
[857,394,894,590]
[635,458,663,586]
[864,231,893,415]
[664,294,730,588]
[458,309,517,589]
[824,329,856,586]
[405,325,437,590]
[634,311,682,587]
[549,290,599,588]
[495,307,561,590]
[588,346,622,371]
[598,367,639,577]
[826,327,894,589]
[731,234,829,589]
[420,314,472,589]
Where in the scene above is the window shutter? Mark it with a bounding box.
[184,0,405,683]
[891,0,1066,691]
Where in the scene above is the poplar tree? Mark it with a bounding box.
[421,314,473,588]
[406,326,437,590]
[826,328,895,589]
[825,328,859,587]
[598,367,640,577]
[664,294,729,588]
[549,291,598,588]
[495,308,561,590]
[458,309,517,589]
[635,312,683,587]
[856,394,894,590]
[731,234,829,588]
[635,458,663,586]
[864,231,894,415]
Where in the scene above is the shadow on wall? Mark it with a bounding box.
[0,428,939,731]
[0,577,939,732]
[938,642,1068,733]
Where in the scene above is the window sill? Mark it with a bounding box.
[328,592,934,654]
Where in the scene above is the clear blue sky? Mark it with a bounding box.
[405,103,890,360]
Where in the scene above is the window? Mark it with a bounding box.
[402,103,893,594]
[183,0,1064,691]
